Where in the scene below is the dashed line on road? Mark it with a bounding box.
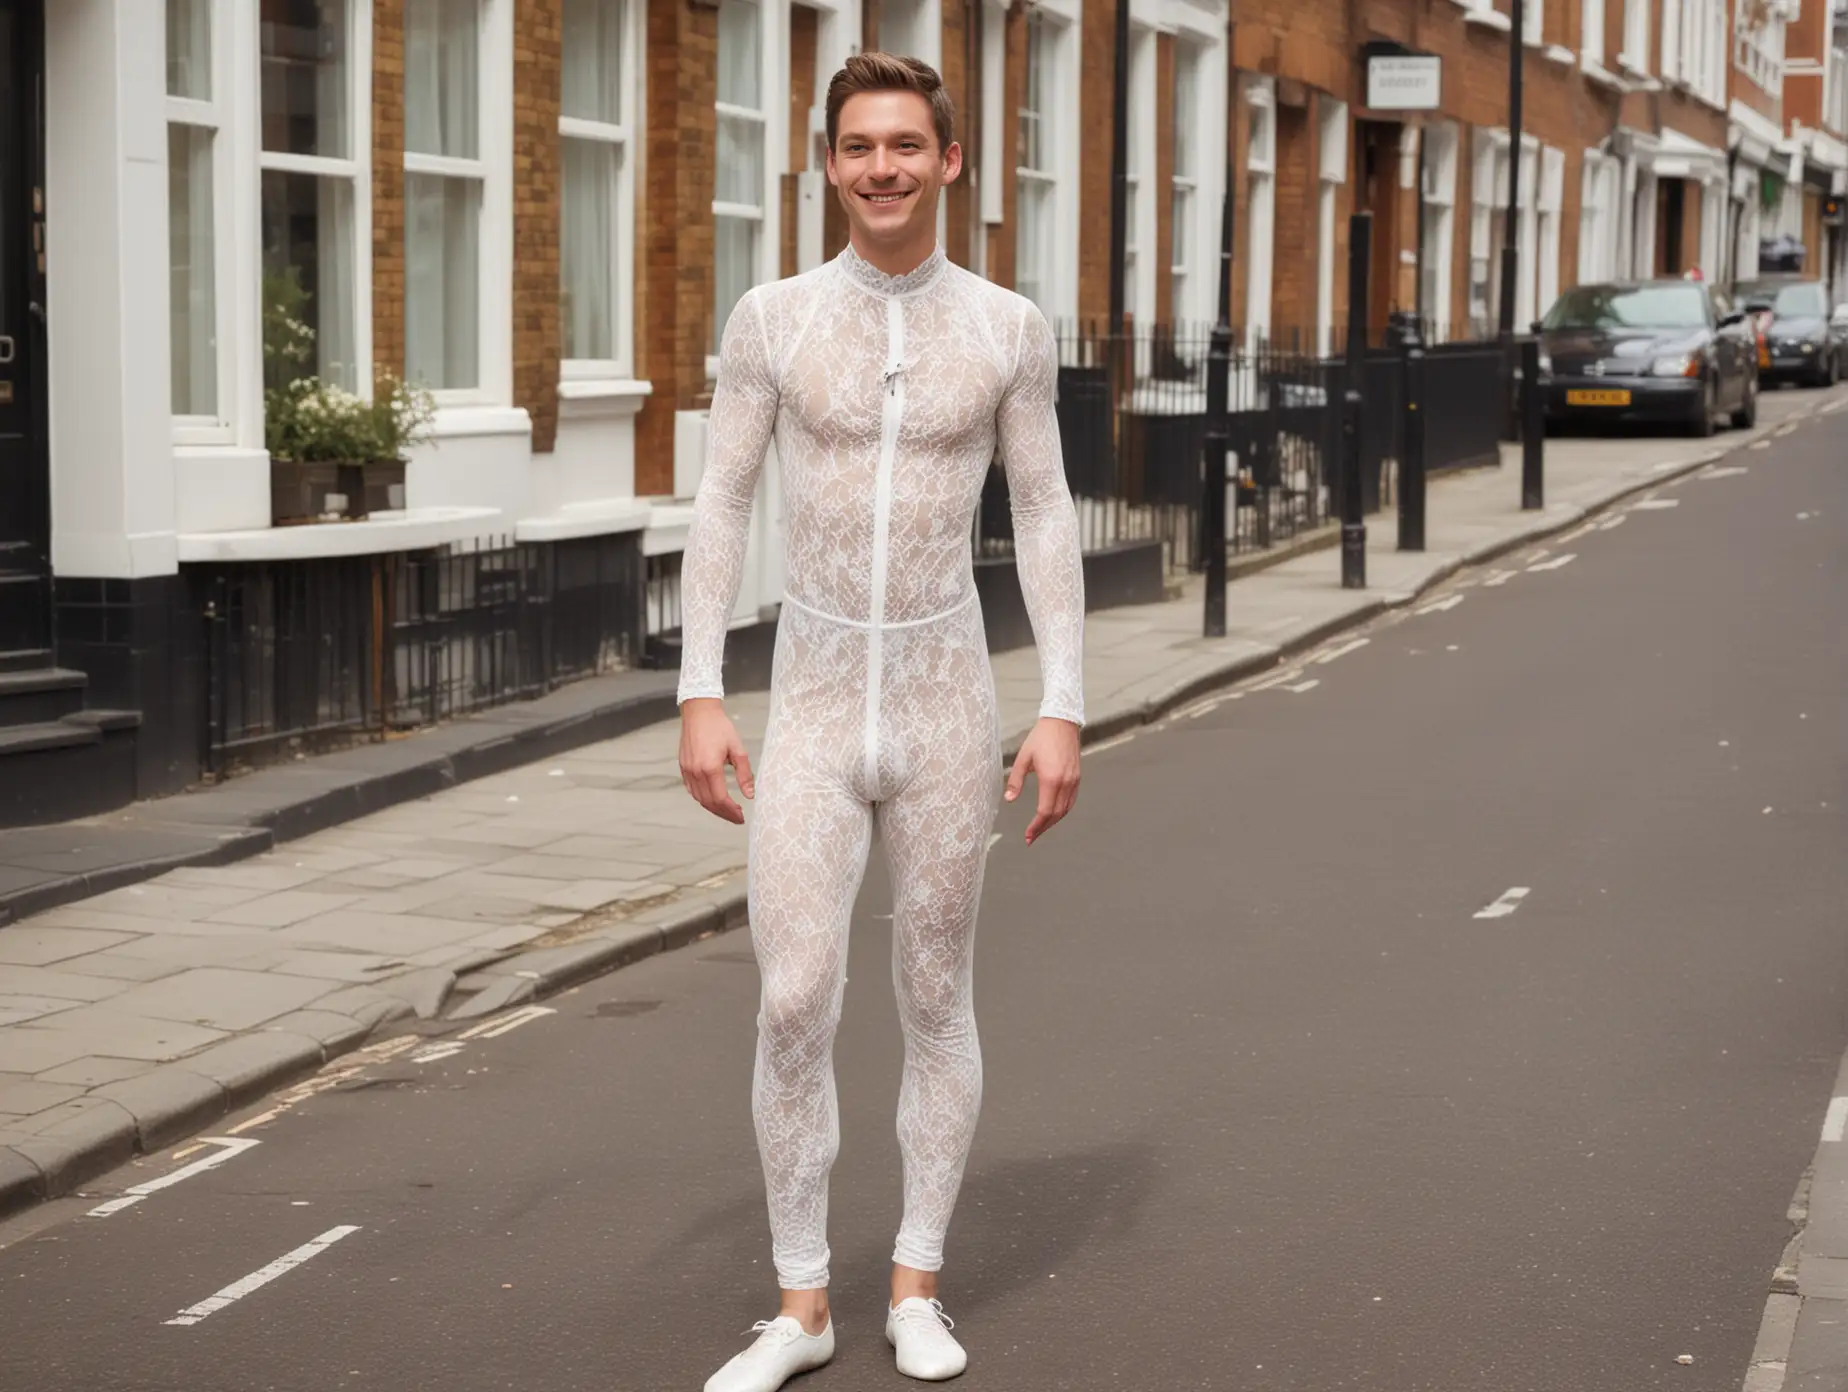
[1633,498,1680,511]
[1283,679,1321,694]
[1527,553,1578,572]
[1701,465,1750,479]
[1775,423,1798,437]
[1750,440,1772,450]
[1418,595,1465,615]
[1473,887,1531,920]
[1598,514,1628,531]
[1482,569,1519,588]
[1822,1097,1848,1143]
[86,1138,261,1218]
[164,1225,361,1327]
[456,1005,556,1042]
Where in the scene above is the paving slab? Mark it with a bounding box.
[0,926,136,967]
[103,969,335,1033]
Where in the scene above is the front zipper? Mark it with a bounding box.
[864,295,905,801]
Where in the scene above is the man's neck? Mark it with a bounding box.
[850,228,939,279]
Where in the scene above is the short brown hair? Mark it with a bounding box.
[825,52,955,154]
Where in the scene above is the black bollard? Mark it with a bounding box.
[1399,336,1426,552]
[1341,212,1371,590]
[1521,331,1545,511]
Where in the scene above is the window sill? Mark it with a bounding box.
[1464,9,1513,33]
[176,506,504,563]
[1581,58,1626,91]
[642,503,697,558]
[556,377,654,403]
[515,496,655,543]
[427,405,533,440]
[1617,55,1659,89]
[1544,44,1576,66]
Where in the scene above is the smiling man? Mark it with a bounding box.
[679,52,1086,1392]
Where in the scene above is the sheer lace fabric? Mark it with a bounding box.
[678,244,1085,1289]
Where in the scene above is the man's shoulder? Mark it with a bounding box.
[943,262,1042,322]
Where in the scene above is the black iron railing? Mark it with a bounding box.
[199,532,646,772]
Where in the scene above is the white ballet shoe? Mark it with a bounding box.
[884,1296,968,1381]
[703,1314,835,1392]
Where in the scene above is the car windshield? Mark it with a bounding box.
[1542,285,1708,331]
[1736,282,1828,318]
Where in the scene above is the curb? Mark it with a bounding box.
[0,401,1827,1223]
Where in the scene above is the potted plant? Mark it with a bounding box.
[263,268,436,525]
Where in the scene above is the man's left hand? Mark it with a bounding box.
[1005,717,1081,845]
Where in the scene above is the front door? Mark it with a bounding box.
[0,0,47,659]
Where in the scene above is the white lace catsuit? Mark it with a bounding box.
[677,244,1086,1290]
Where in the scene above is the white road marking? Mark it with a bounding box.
[1085,730,1138,753]
[1251,668,1305,691]
[1797,512,1813,520]
[1315,639,1370,664]
[1750,439,1771,450]
[164,1226,361,1327]
[410,1042,467,1064]
[87,1138,262,1218]
[1482,569,1519,588]
[1776,423,1798,437]
[1598,514,1628,530]
[1823,1098,1848,1143]
[1473,887,1531,920]
[456,1005,556,1042]
[1650,460,1683,472]
[1284,679,1321,694]
[1527,553,1578,572]
[1701,465,1749,479]
[1418,595,1465,614]
[1633,498,1680,511]
[225,1109,283,1137]
[1557,523,1598,542]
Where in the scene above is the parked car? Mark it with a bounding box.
[1732,277,1846,387]
[1538,280,1758,437]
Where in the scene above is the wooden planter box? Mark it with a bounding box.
[270,459,408,526]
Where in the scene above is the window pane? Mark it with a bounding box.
[1170,186,1189,270]
[167,0,211,99]
[168,124,217,415]
[405,171,481,389]
[406,0,479,159]
[1173,50,1196,179]
[713,214,758,355]
[1015,179,1051,313]
[562,137,616,360]
[261,169,356,391]
[717,0,760,109]
[562,0,624,124]
[716,112,764,206]
[260,0,349,158]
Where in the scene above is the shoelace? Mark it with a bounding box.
[893,1299,955,1333]
[740,1318,803,1352]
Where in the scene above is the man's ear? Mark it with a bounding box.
[825,144,840,188]
[940,140,964,186]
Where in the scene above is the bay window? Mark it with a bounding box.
[404,0,483,391]
[560,0,634,371]
[714,0,767,354]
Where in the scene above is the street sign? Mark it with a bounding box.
[1366,54,1442,111]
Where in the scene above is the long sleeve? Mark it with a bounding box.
[995,305,1086,727]
[676,291,779,705]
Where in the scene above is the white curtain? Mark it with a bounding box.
[316,176,357,387]
[406,172,481,388]
[406,0,479,158]
[168,123,218,415]
[562,138,616,360]
[561,0,623,123]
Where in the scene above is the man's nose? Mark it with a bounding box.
[870,145,897,178]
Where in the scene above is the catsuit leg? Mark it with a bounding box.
[877,605,1004,1274]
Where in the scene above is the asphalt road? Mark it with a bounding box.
[2,397,1845,1392]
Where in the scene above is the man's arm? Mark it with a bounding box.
[995,304,1085,843]
[677,292,778,822]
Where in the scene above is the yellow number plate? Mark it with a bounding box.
[1566,388,1632,406]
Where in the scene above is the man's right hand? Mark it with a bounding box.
[678,698,755,824]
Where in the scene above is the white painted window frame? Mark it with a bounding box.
[1242,73,1275,349]
[404,0,511,407]
[1580,0,1605,65]
[708,0,782,378]
[1831,43,1848,136]
[1416,118,1455,345]
[1014,0,1080,326]
[1123,22,1154,323]
[167,0,238,446]
[1578,149,1621,282]
[1620,0,1650,75]
[1316,99,1348,357]
[1535,144,1563,324]
[979,0,1008,227]
[1169,39,1201,325]
[1524,0,1544,47]
[558,0,641,382]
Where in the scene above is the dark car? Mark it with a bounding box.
[1539,280,1758,437]
[1733,277,1845,387]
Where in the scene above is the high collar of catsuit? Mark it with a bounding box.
[838,241,947,298]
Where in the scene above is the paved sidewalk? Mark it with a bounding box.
[0,386,1839,1224]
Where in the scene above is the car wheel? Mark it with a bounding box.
[1685,382,1717,437]
[1730,374,1758,429]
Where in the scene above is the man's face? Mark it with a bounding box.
[827,90,962,243]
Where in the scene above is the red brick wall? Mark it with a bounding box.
[988,0,1027,291]
[372,0,405,381]
[941,0,977,268]
[1076,0,1116,321]
[513,0,562,454]
[634,0,720,496]
[1271,95,1315,334]
[1153,34,1175,326]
